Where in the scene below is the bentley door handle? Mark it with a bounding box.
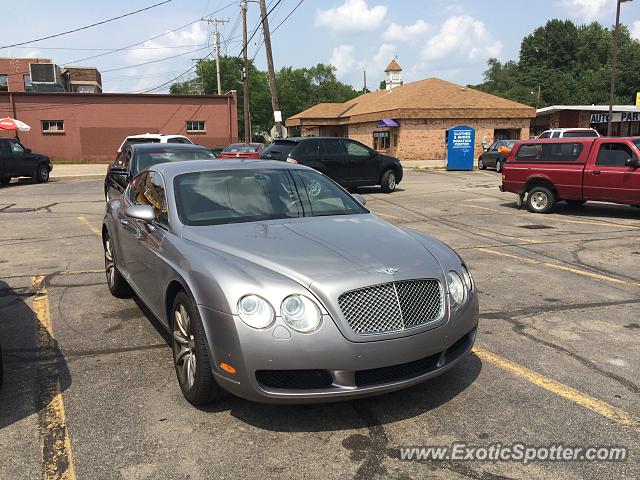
[592,170,601,175]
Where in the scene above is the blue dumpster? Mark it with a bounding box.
[446,125,475,171]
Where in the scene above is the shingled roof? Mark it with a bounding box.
[384,58,402,72]
[286,78,535,127]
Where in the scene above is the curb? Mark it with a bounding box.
[50,175,105,182]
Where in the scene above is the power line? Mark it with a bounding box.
[134,52,214,93]
[0,0,175,50]
[101,46,209,73]
[6,44,207,52]
[239,0,282,57]
[252,0,304,61]
[61,1,237,65]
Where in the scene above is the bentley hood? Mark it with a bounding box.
[181,214,446,289]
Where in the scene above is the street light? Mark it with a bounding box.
[607,0,634,137]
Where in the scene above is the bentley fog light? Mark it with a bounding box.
[280,295,322,333]
[447,271,466,307]
[238,295,275,329]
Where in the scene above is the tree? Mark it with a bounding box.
[472,19,640,108]
[170,58,360,141]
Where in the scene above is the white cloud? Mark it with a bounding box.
[423,15,502,63]
[372,43,397,71]
[329,43,398,86]
[631,20,640,41]
[561,0,613,21]
[330,44,362,79]
[125,22,208,64]
[316,0,387,33]
[383,20,429,44]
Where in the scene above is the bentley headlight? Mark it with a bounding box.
[447,271,466,307]
[461,264,474,292]
[280,295,322,333]
[238,295,275,329]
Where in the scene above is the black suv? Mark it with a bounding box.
[0,138,52,184]
[260,137,403,192]
[105,143,216,200]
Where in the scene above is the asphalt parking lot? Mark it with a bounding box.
[0,169,638,479]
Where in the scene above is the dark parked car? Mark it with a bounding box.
[260,137,403,192]
[0,138,52,184]
[104,143,216,200]
[218,143,265,159]
[478,140,517,172]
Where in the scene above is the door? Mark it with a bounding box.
[294,139,321,170]
[116,171,168,307]
[130,171,169,309]
[342,139,378,183]
[107,149,132,199]
[318,139,349,183]
[4,140,33,176]
[583,141,640,203]
[0,140,10,176]
[480,141,502,167]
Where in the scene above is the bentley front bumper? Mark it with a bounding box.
[198,293,479,404]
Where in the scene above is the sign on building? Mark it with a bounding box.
[590,112,640,123]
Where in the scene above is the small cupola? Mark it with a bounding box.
[384,57,403,90]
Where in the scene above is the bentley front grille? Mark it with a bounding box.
[338,279,444,335]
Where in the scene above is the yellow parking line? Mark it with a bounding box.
[59,269,104,276]
[474,347,639,431]
[77,216,101,237]
[33,276,77,480]
[475,247,640,287]
[560,218,640,230]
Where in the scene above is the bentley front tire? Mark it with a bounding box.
[103,231,132,298]
[171,291,222,406]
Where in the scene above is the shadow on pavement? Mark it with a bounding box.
[501,200,640,220]
[0,279,72,429]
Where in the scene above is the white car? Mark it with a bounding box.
[117,134,193,153]
[537,128,600,139]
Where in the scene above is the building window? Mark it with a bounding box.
[42,120,65,133]
[0,74,8,92]
[373,131,390,150]
[186,120,205,132]
[74,84,95,93]
[23,74,33,92]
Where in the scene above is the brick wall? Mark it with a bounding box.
[348,118,530,161]
[0,92,238,162]
[0,58,52,92]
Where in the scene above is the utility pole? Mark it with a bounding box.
[608,0,633,136]
[241,0,251,143]
[258,0,283,138]
[201,17,228,95]
[363,70,367,92]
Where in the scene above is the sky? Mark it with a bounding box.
[3,0,640,94]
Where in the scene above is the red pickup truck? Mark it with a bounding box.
[500,137,640,213]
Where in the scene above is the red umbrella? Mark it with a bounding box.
[0,117,31,132]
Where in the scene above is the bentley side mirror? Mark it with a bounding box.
[126,205,155,222]
[352,193,366,206]
[25,148,32,153]
[625,157,639,168]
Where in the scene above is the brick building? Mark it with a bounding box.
[0,91,238,162]
[533,105,640,137]
[286,60,535,161]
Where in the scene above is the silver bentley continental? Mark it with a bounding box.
[102,160,478,406]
